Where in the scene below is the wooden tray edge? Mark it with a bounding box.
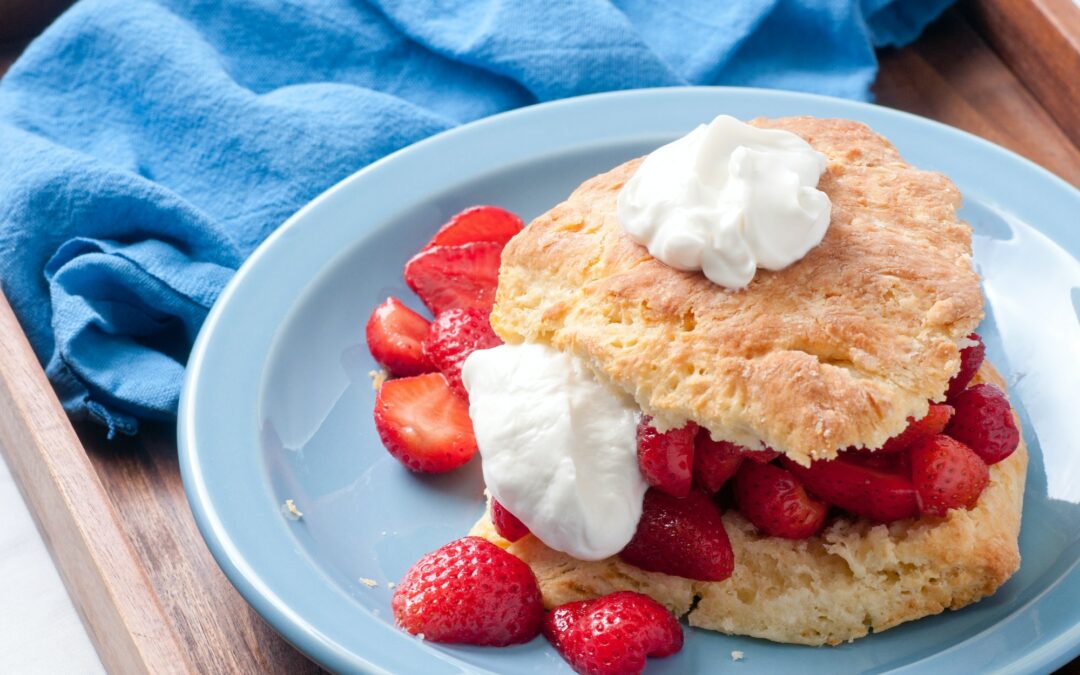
[0,292,193,674]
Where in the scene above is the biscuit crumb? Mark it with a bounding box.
[417,633,426,641]
[359,577,378,588]
[281,499,303,520]
[369,369,389,390]
[731,650,744,661]
[387,581,396,589]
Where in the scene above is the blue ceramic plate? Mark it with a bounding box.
[179,88,1080,674]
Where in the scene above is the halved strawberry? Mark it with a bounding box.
[423,206,524,250]
[782,456,918,522]
[373,373,477,472]
[491,499,530,542]
[423,308,502,397]
[637,417,697,498]
[404,242,501,316]
[946,333,985,400]
[733,461,828,539]
[619,489,734,581]
[869,403,955,454]
[910,435,989,516]
[365,297,433,377]
[944,383,1020,465]
[692,436,744,493]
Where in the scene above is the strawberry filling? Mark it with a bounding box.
[372,207,1021,658]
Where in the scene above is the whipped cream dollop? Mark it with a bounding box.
[461,342,646,561]
[617,114,832,289]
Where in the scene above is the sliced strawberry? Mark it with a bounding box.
[543,592,683,675]
[636,417,697,498]
[619,489,734,581]
[872,403,955,454]
[910,435,989,516]
[423,205,524,250]
[491,499,530,542]
[946,333,986,399]
[693,435,744,493]
[743,447,782,463]
[392,536,543,645]
[944,383,1020,465]
[423,308,502,397]
[364,297,433,377]
[733,461,828,539]
[373,373,477,473]
[782,456,918,522]
[404,241,501,316]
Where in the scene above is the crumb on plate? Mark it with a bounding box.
[369,369,389,390]
[731,650,744,661]
[281,499,303,520]
[359,577,378,588]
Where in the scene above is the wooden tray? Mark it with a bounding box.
[1,4,1077,673]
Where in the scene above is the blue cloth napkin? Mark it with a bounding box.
[0,0,952,436]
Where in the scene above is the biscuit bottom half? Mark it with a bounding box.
[469,362,1027,646]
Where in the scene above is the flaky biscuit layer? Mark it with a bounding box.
[491,117,983,463]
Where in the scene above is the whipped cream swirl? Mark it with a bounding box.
[617,114,831,289]
[462,342,646,561]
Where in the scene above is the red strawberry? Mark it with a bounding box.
[944,383,1020,465]
[743,447,782,463]
[373,373,477,472]
[946,333,986,399]
[873,403,955,454]
[424,205,524,250]
[365,297,433,377]
[692,436,744,493]
[392,536,543,645]
[782,456,918,522]
[543,592,683,675]
[636,417,697,498]
[423,308,503,397]
[733,461,828,539]
[619,489,734,581]
[404,242,501,315]
[492,499,530,542]
[910,435,990,516]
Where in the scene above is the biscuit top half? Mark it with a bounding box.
[490,117,983,464]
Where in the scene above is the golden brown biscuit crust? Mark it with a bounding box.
[491,117,983,463]
[471,364,1025,646]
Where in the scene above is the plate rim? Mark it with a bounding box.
[178,85,1080,674]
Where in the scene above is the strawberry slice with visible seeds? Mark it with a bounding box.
[944,383,1020,465]
[636,417,697,498]
[543,591,683,675]
[404,242,501,316]
[392,536,543,645]
[619,489,734,581]
[365,297,434,377]
[423,308,502,397]
[373,373,477,473]
[910,435,989,516]
[946,333,986,399]
[782,456,918,522]
[423,205,524,250]
[693,435,744,493]
[733,460,828,539]
[865,403,955,455]
[491,499,530,542]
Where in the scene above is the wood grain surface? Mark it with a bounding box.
[0,5,1077,674]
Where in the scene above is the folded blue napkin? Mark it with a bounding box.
[0,0,952,436]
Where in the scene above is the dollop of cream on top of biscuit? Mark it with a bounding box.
[617,114,831,289]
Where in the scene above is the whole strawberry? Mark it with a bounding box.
[619,489,734,581]
[733,460,828,539]
[946,333,985,399]
[392,536,543,646]
[636,417,697,498]
[944,383,1020,465]
[910,435,989,516]
[543,592,683,675]
[492,499,531,542]
[423,308,503,397]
